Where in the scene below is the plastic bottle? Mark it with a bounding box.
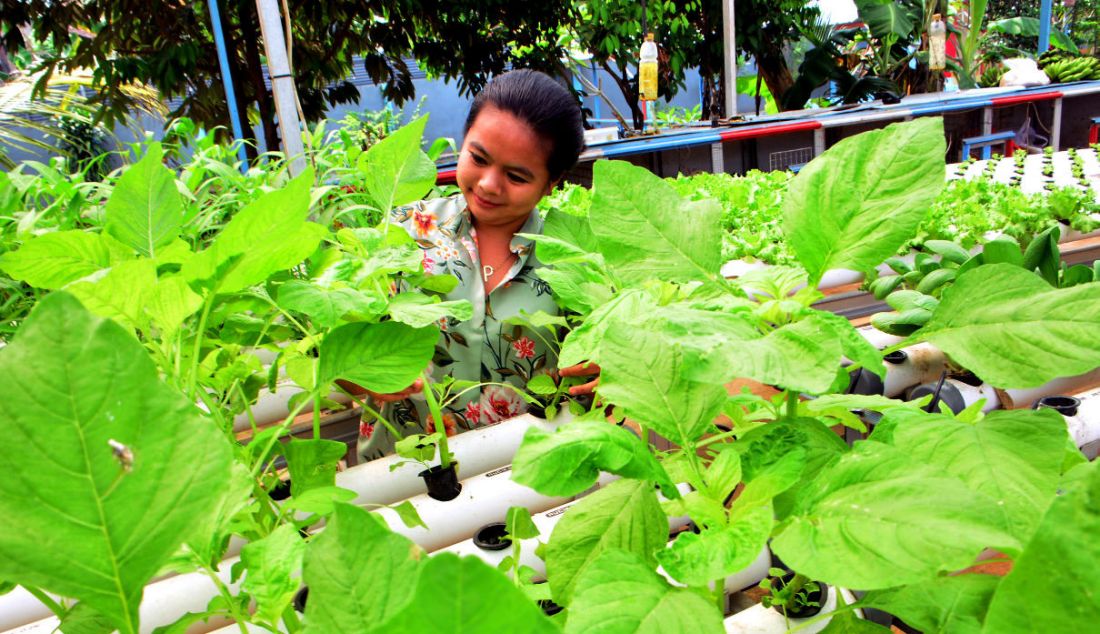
[944,71,959,93]
[639,32,659,101]
[929,13,946,71]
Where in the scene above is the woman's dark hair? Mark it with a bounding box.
[464,69,586,182]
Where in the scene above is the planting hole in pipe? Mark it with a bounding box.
[293,586,308,613]
[1035,395,1081,417]
[884,350,908,365]
[847,367,885,396]
[539,598,564,616]
[473,522,512,551]
[419,463,462,501]
[767,572,830,620]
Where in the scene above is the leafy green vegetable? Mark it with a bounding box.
[546,479,669,606]
[0,293,232,633]
[784,118,946,285]
[917,264,1100,388]
[317,320,437,393]
[240,524,306,624]
[656,504,771,587]
[0,229,111,289]
[104,143,185,258]
[862,575,1000,634]
[564,549,723,633]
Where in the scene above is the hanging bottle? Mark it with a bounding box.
[639,32,659,101]
[929,13,947,71]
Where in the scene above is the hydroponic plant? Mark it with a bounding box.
[1,116,1099,634]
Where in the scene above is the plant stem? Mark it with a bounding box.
[682,442,709,495]
[785,389,799,421]
[23,586,64,619]
[420,371,451,469]
[311,361,322,440]
[186,290,217,401]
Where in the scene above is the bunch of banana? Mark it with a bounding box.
[980,65,1006,88]
[1043,56,1100,83]
[1038,48,1076,69]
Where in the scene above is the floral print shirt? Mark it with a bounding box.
[357,194,559,462]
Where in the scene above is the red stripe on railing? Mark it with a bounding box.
[991,91,1063,106]
[718,120,822,142]
[436,168,458,184]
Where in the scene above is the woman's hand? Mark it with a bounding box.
[336,378,424,404]
[559,362,600,396]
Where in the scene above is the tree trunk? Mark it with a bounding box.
[601,60,644,131]
[0,42,14,76]
[218,2,258,162]
[755,55,795,111]
[239,0,279,154]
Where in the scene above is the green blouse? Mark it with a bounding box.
[357,195,560,462]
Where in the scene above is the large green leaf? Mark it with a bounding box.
[0,230,111,289]
[303,503,423,633]
[360,116,436,213]
[511,418,674,497]
[277,280,386,329]
[564,549,724,634]
[387,292,473,328]
[682,312,843,394]
[598,321,728,445]
[317,320,437,393]
[543,207,599,254]
[67,259,158,332]
[104,143,185,258]
[388,553,558,633]
[182,169,327,293]
[656,504,772,587]
[559,289,649,367]
[240,524,305,624]
[783,118,946,285]
[854,0,919,40]
[772,442,1017,589]
[862,575,1001,634]
[982,461,1100,633]
[145,276,203,337]
[872,409,1066,542]
[917,265,1100,388]
[546,479,669,606]
[0,293,231,634]
[589,160,722,284]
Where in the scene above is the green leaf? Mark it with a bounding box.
[145,276,202,337]
[183,169,327,293]
[684,313,843,394]
[526,373,558,396]
[0,293,232,634]
[57,602,115,634]
[284,438,347,497]
[240,524,305,624]
[873,409,1065,542]
[1022,227,1060,287]
[506,506,541,540]
[598,322,727,445]
[104,143,185,257]
[813,310,886,379]
[918,264,1100,388]
[66,258,158,332]
[862,575,1000,634]
[537,263,615,316]
[387,292,473,328]
[391,500,427,530]
[730,450,805,518]
[559,289,648,367]
[982,461,1100,633]
[734,418,848,519]
[819,609,894,633]
[564,549,724,633]
[924,240,972,265]
[0,230,110,289]
[854,0,918,39]
[784,118,946,285]
[389,553,558,633]
[522,233,602,265]
[543,207,599,254]
[282,486,357,517]
[547,479,669,607]
[278,280,386,328]
[318,321,437,393]
[589,160,722,284]
[512,419,673,497]
[980,236,1022,267]
[656,504,772,587]
[303,504,423,633]
[772,442,1017,589]
[360,116,436,212]
[702,447,741,502]
[804,394,925,417]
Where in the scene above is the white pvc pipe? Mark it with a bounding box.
[855,325,905,351]
[0,589,57,632]
[882,343,948,398]
[233,380,352,432]
[375,467,615,553]
[996,367,1100,409]
[1057,387,1100,459]
[724,587,861,634]
[336,412,568,507]
[7,559,239,634]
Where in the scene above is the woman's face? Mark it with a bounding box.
[456,105,556,229]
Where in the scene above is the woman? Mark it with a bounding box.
[358,69,597,462]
